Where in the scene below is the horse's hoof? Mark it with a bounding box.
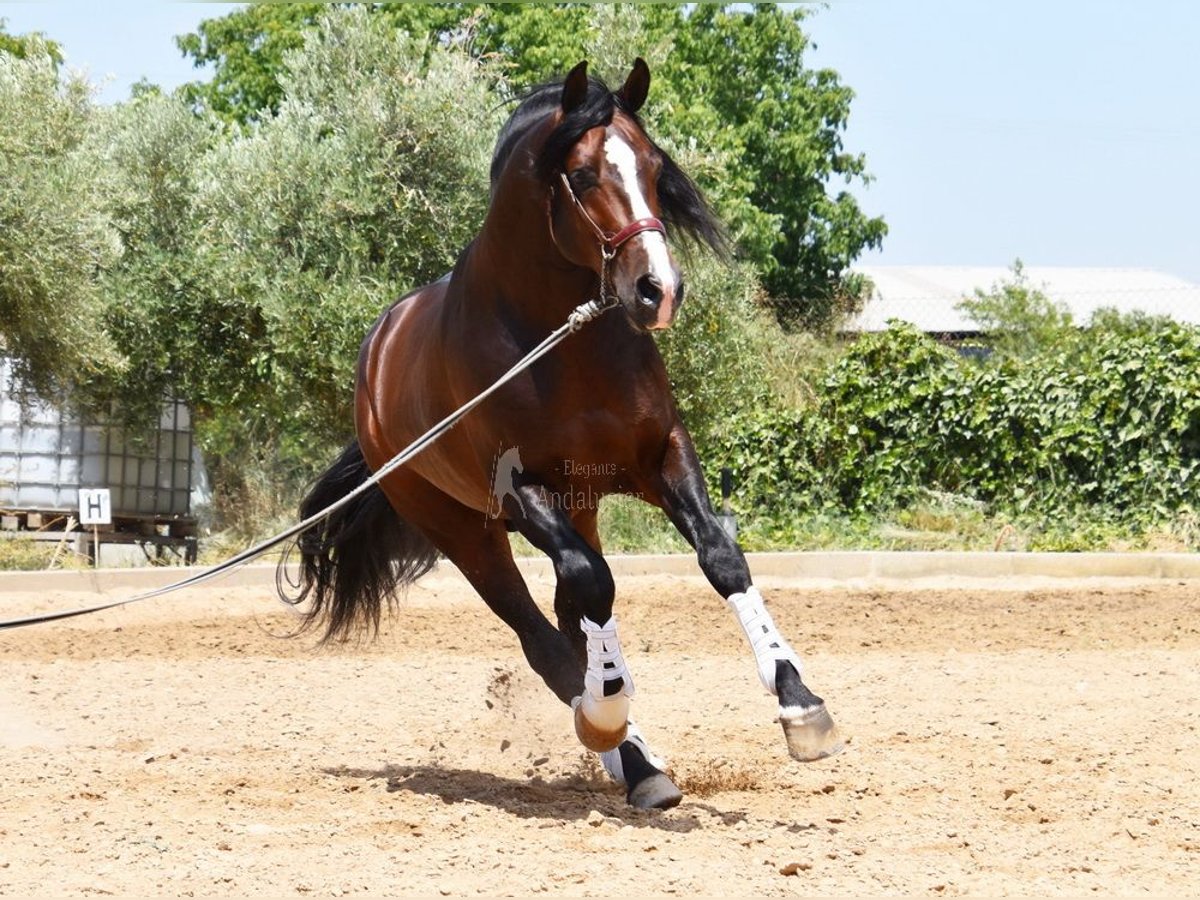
[573,699,628,752]
[780,703,844,761]
[627,772,683,810]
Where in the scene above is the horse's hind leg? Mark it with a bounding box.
[644,427,843,762]
[379,473,680,808]
[377,472,583,704]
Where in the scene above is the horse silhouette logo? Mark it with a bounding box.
[488,445,526,520]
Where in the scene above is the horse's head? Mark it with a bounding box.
[492,59,725,333]
[548,60,682,331]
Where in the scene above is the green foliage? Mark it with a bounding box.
[194,8,495,440]
[184,10,497,521]
[578,4,672,88]
[1086,305,1176,337]
[175,3,469,125]
[0,536,86,571]
[0,18,64,67]
[597,495,691,555]
[728,501,1200,554]
[0,47,123,400]
[655,257,778,451]
[956,260,1074,358]
[716,317,1200,545]
[91,92,221,430]
[662,5,886,328]
[177,3,886,330]
[176,3,323,124]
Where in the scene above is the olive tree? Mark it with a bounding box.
[186,8,500,523]
[0,45,122,399]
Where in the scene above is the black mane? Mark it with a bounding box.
[490,74,727,257]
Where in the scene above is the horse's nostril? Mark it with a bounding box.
[636,274,663,307]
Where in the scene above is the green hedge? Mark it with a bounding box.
[715,319,1200,529]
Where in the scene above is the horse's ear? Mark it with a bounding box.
[618,58,651,113]
[562,60,589,114]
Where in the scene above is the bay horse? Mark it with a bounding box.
[284,59,842,809]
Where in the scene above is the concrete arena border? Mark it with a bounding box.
[2,550,1199,595]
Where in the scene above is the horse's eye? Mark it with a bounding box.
[568,168,598,193]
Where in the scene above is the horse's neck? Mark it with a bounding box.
[467,215,597,334]
[450,228,665,386]
[453,177,664,380]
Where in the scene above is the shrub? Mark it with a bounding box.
[655,257,779,451]
[0,46,123,399]
[715,317,1200,538]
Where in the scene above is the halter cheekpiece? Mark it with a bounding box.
[553,171,667,312]
[556,171,666,257]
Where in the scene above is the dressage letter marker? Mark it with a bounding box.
[78,488,112,570]
[78,488,112,526]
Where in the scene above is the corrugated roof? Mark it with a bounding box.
[843,265,1200,333]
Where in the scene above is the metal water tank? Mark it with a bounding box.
[0,358,202,560]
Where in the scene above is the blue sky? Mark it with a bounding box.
[0,2,243,102]
[805,1,1200,282]
[2,1,1197,282]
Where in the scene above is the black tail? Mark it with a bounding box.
[278,440,438,642]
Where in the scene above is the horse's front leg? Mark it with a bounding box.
[647,426,843,762]
[505,484,629,751]
[506,486,681,808]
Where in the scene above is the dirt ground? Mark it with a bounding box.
[1,568,1198,897]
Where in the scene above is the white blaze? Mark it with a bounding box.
[603,134,676,294]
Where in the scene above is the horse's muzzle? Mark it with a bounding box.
[638,274,672,330]
[626,272,683,331]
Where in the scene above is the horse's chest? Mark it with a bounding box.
[517,401,665,495]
